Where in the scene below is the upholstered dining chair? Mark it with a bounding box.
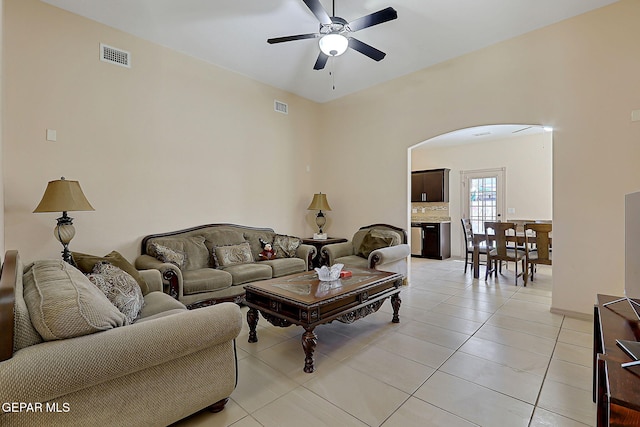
[484,221,526,285]
[461,218,488,274]
[523,222,552,286]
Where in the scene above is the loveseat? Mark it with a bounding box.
[0,250,242,426]
[135,224,316,308]
[321,224,411,283]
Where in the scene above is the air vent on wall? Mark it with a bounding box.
[100,43,131,68]
[274,100,288,115]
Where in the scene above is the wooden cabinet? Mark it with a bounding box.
[593,295,640,426]
[416,222,450,260]
[411,168,450,202]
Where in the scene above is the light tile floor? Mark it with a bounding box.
[174,258,596,427]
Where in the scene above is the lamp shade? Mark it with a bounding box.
[307,193,331,211]
[318,34,348,57]
[33,178,95,213]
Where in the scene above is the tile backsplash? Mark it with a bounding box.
[411,202,450,222]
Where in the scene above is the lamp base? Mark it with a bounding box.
[313,233,328,240]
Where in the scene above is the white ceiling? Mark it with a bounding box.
[42,0,617,103]
[419,124,552,148]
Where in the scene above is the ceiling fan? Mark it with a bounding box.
[267,0,398,70]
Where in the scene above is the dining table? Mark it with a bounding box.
[471,232,552,279]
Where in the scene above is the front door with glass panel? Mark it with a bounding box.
[461,168,506,234]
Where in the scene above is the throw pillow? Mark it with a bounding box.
[149,242,187,269]
[273,234,302,258]
[23,260,126,341]
[357,231,394,258]
[213,242,254,267]
[87,262,144,325]
[146,236,209,270]
[72,250,150,295]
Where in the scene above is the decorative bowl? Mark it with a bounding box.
[315,263,344,281]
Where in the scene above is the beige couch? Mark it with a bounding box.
[135,224,316,308]
[321,224,411,282]
[0,250,242,426]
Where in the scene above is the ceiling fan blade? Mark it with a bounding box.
[267,33,319,44]
[313,52,329,70]
[348,38,386,61]
[347,7,398,32]
[303,0,332,25]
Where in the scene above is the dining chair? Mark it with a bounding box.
[484,221,526,285]
[461,218,488,274]
[523,222,552,286]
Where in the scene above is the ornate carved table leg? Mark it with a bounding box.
[302,327,318,373]
[391,293,401,323]
[247,308,258,343]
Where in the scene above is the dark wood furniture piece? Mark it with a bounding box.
[471,226,553,280]
[412,222,450,260]
[461,218,487,273]
[523,222,552,285]
[244,268,402,373]
[422,222,450,260]
[484,222,526,285]
[594,294,640,426]
[411,168,450,202]
[301,237,347,267]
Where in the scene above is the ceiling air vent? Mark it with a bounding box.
[274,100,288,115]
[100,43,131,68]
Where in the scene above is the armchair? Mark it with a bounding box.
[321,224,410,282]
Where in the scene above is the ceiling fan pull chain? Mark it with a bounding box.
[330,58,336,90]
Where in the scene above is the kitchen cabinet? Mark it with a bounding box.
[411,222,451,260]
[411,168,450,202]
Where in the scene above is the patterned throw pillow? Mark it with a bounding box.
[357,230,394,258]
[214,242,254,267]
[149,242,187,269]
[87,262,144,325]
[273,234,302,258]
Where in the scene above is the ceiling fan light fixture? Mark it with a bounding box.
[319,33,348,56]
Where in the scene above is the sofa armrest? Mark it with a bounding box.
[138,269,163,293]
[321,241,354,266]
[135,254,183,299]
[0,302,242,403]
[368,244,411,267]
[296,244,317,271]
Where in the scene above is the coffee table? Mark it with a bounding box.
[244,267,402,373]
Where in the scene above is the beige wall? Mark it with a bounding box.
[412,132,553,257]
[3,0,319,262]
[4,0,640,316]
[317,0,640,316]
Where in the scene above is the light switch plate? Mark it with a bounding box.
[632,110,640,122]
[46,129,57,142]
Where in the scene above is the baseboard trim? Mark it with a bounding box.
[550,306,593,321]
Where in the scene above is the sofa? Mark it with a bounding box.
[0,250,242,426]
[321,224,411,283]
[135,224,316,309]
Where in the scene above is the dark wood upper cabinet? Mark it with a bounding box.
[411,168,450,202]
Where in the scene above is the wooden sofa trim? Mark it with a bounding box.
[0,250,18,361]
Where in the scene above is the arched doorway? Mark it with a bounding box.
[408,124,553,277]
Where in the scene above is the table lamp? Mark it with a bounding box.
[33,177,94,264]
[307,192,331,240]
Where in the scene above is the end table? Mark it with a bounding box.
[302,237,347,268]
